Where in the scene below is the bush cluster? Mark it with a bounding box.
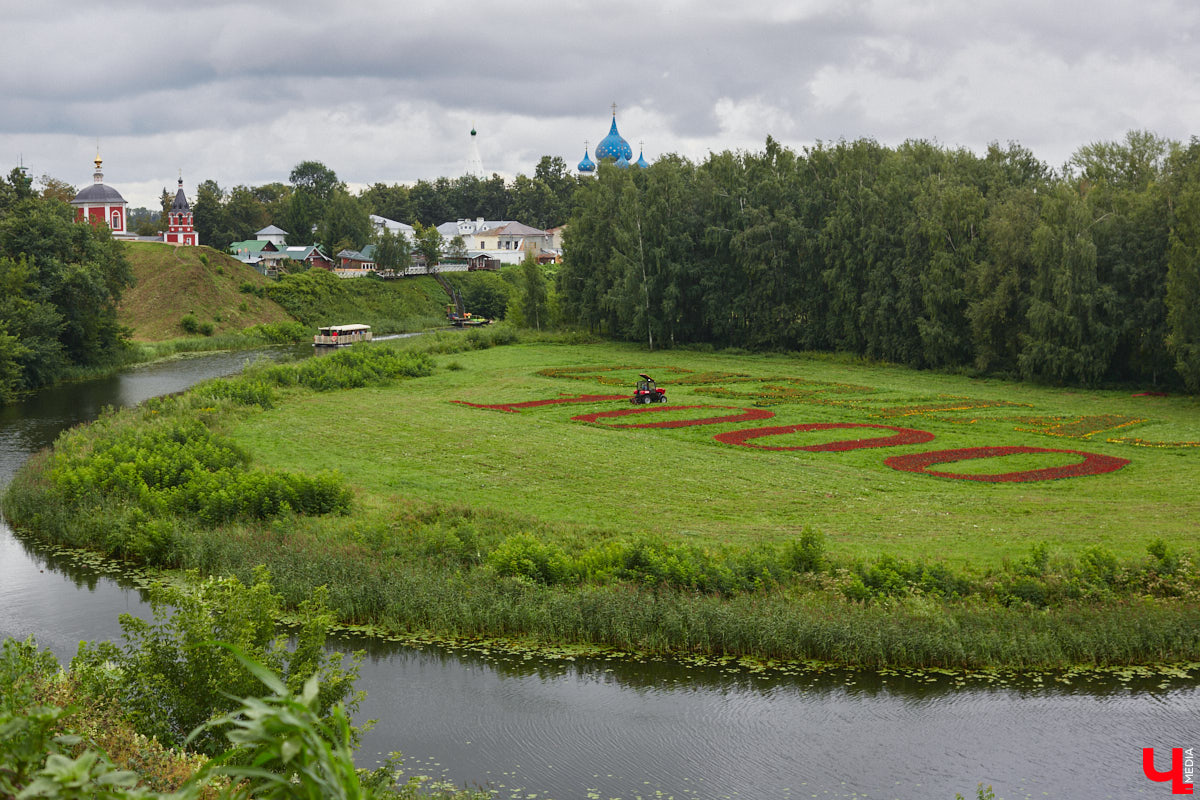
[485,528,828,595]
[238,320,307,343]
[0,570,487,799]
[435,511,1196,611]
[256,345,434,391]
[45,416,350,535]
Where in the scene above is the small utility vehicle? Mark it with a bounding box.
[631,374,667,404]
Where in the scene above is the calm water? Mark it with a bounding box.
[1,349,1196,800]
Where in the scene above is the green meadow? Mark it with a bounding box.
[6,333,1199,668]
[235,340,1198,565]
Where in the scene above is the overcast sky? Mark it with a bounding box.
[3,0,1198,210]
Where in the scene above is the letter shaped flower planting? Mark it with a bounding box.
[453,394,627,413]
[714,423,935,452]
[884,446,1131,482]
[571,405,776,429]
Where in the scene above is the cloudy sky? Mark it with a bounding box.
[3,0,1198,210]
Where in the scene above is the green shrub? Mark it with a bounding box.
[43,415,351,549]
[1017,541,1050,576]
[1005,576,1049,607]
[180,314,199,334]
[239,321,307,344]
[1079,546,1120,588]
[71,569,360,757]
[194,377,277,409]
[851,554,972,600]
[614,535,736,593]
[1147,538,1179,574]
[258,345,434,392]
[198,321,214,337]
[783,528,826,573]
[488,533,570,585]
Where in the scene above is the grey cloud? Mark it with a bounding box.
[4,0,1198,208]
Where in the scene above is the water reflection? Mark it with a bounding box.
[338,634,1200,800]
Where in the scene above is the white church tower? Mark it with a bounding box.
[467,125,484,178]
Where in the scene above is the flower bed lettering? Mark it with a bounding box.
[453,394,626,413]
[571,405,775,429]
[457,389,1134,483]
[715,423,935,452]
[1010,414,1146,439]
[884,446,1131,482]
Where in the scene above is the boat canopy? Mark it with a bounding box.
[317,324,372,335]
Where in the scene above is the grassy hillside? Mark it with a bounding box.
[262,267,465,333]
[118,243,296,341]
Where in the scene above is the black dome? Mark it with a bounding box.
[72,183,126,204]
[170,186,190,212]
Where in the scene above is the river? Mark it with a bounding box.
[1,348,1196,800]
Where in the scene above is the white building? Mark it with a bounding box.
[436,218,555,265]
[370,214,415,239]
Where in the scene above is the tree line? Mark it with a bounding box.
[558,131,1200,391]
[189,155,581,255]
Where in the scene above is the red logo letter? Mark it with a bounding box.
[1144,748,1194,795]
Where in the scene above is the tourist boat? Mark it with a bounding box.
[313,324,372,347]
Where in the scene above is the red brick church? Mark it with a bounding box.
[71,153,128,236]
[70,154,198,246]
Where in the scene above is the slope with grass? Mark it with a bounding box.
[118,243,297,341]
[262,267,457,334]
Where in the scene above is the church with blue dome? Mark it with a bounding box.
[578,105,649,174]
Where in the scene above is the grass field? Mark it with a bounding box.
[232,341,1200,566]
[9,334,1198,666]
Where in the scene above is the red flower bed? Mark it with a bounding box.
[884,446,1131,482]
[454,394,626,413]
[714,423,934,452]
[571,405,775,429]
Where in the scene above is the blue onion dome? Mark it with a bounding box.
[577,143,595,173]
[595,114,633,162]
[635,147,649,169]
[615,153,630,169]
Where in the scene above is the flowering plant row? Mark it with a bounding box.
[541,365,1038,424]
[714,423,935,452]
[571,405,776,429]
[1010,414,1146,439]
[457,394,1132,482]
[1106,436,1200,448]
[452,394,626,413]
[884,446,1131,483]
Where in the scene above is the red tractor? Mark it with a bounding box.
[631,373,667,404]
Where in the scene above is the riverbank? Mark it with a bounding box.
[4,332,1199,669]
